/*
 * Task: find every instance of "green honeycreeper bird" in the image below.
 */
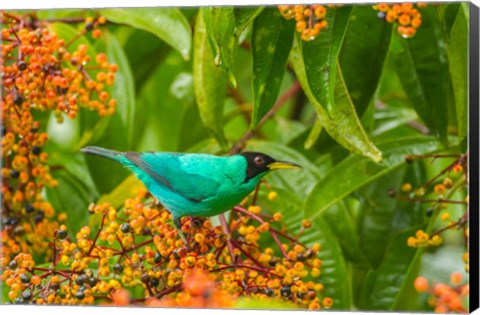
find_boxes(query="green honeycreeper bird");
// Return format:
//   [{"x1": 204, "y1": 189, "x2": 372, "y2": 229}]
[{"x1": 81, "y1": 146, "x2": 301, "y2": 242}]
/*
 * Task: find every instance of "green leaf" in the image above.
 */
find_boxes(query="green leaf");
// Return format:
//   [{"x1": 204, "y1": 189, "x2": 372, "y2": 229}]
[
  {"x1": 356, "y1": 161, "x2": 427, "y2": 269},
  {"x1": 83, "y1": 31, "x2": 135, "y2": 193},
  {"x1": 100, "y1": 8, "x2": 191, "y2": 60},
  {"x1": 360, "y1": 227, "x2": 421, "y2": 310},
  {"x1": 250, "y1": 8, "x2": 295, "y2": 130},
  {"x1": 103, "y1": 31, "x2": 136, "y2": 145},
  {"x1": 447, "y1": 4, "x2": 468, "y2": 140},
  {"x1": 234, "y1": 7, "x2": 265, "y2": 37},
  {"x1": 46, "y1": 169, "x2": 96, "y2": 234},
  {"x1": 301, "y1": 6, "x2": 351, "y2": 113},
  {"x1": 390, "y1": 6, "x2": 450, "y2": 145},
  {"x1": 339, "y1": 5, "x2": 392, "y2": 116},
  {"x1": 304, "y1": 136, "x2": 445, "y2": 220},
  {"x1": 321, "y1": 201, "x2": 370, "y2": 267},
  {"x1": 291, "y1": 36, "x2": 382, "y2": 162},
  {"x1": 304, "y1": 119, "x2": 323, "y2": 149},
  {"x1": 193, "y1": 11, "x2": 229, "y2": 150},
  {"x1": 203, "y1": 7, "x2": 237, "y2": 87},
  {"x1": 97, "y1": 175, "x2": 144, "y2": 209},
  {"x1": 135, "y1": 51, "x2": 191, "y2": 152}
]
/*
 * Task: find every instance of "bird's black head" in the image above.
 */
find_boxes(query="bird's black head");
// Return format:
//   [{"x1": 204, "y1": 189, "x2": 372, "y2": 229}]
[{"x1": 239, "y1": 152, "x2": 301, "y2": 183}]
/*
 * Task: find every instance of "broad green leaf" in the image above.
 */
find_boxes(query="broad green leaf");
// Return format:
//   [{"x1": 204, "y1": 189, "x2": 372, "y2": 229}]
[
  {"x1": 193, "y1": 11, "x2": 229, "y2": 150},
  {"x1": 251, "y1": 8, "x2": 295, "y2": 129},
  {"x1": 116, "y1": 27, "x2": 171, "y2": 92},
  {"x1": 356, "y1": 161, "x2": 427, "y2": 269},
  {"x1": 100, "y1": 8, "x2": 191, "y2": 60},
  {"x1": 234, "y1": 6, "x2": 265, "y2": 37},
  {"x1": 46, "y1": 169, "x2": 96, "y2": 235},
  {"x1": 439, "y1": 2, "x2": 461, "y2": 40},
  {"x1": 37, "y1": 9, "x2": 87, "y2": 19},
  {"x1": 83, "y1": 31, "x2": 135, "y2": 193},
  {"x1": 97, "y1": 175, "x2": 144, "y2": 208},
  {"x1": 203, "y1": 7, "x2": 237, "y2": 87},
  {"x1": 304, "y1": 119, "x2": 323, "y2": 149},
  {"x1": 447, "y1": 4, "x2": 468, "y2": 140},
  {"x1": 390, "y1": 6, "x2": 450, "y2": 145},
  {"x1": 360, "y1": 228, "x2": 421, "y2": 310},
  {"x1": 135, "y1": 51, "x2": 191, "y2": 152},
  {"x1": 301, "y1": 6, "x2": 351, "y2": 113},
  {"x1": 291, "y1": 35, "x2": 382, "y2": 162},
  {"x1": 304, "y1": 136, "x2": 445, "y2": 219},
  {"x1": 103, "y1": 31, "x2": 136, "y2": 145},
  {"x1": 322, "y1": 201, "x2": 370, "y2": 267},
  {"x1": 339, "y1": 5, "x2": 392, "y2": 116}
]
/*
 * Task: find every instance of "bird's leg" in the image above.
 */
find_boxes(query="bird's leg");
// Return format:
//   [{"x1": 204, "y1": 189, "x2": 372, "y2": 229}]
[{"x1": 173, "y1": 217, "x2": 188, "y2": 245}]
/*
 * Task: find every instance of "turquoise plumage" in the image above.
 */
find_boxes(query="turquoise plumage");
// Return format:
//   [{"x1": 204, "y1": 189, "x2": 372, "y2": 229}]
[{"x1": 81, "y1": 146, "x2": 301, "y2": 242}]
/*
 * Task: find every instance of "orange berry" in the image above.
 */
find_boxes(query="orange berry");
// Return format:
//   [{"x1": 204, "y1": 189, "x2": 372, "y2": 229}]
[
  {"x1": 434, "y1": 184, "x2": 446, "y2": 195},
  {"x1": 452, "y1": 164, "x2": 463, "y2": 174},
  {"x1": 398, "y1": 14, "x2": 411, "y2": 26},
  {"x1": 414, "y1": 276, "x2": 429, "y2": 292},
  {"x1": 322, "y1": 297, "x2": 333, "y2": 308},
  {"x1": 92, "y1": 29, "x2": 102, "y2": 39},
  {"x1": 296, "y1": 20, "x2": 307, "y2": 32},
  {"x1": 411, "y1": 17, "x2": 422, "y2": 28},
  {"x1": 98, "y1": 16, "x2": 107, "y2": 24},
  {"x1": 450, "y1": 272, "x2": 462, "y2": 285}
]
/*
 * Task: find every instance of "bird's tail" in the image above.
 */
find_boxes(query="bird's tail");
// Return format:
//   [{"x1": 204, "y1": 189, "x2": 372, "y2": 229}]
[{"x1": 81, "y1": 146, "x2": 124, "y2": 162}]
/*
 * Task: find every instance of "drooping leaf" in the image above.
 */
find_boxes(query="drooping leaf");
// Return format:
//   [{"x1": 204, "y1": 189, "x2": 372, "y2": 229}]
[
  {"x1": 291, "y1": 35, "x2": 382, "y2": 162},
  {"x1": 301, "y1": 6, "x2": 351, "y2": 113},
  {"x1": 193, "y1": 11, "x2": 229, "y2": 150},
  {"x1": 339, "y1": 5, "x2": 392, "y2": 116},
  {"x1": 304, "y1": 136, "x2": 446, "y2": 220},
  {"x1": 390, "y1": 6, "x2": 450, "y2": 145},
  {"x1": 202, "y1": 7, "x2": 237, "y2": 87},
  {"x1": 447, "y1": 4, "x2": 468, "y2": 141},
  {"x1": 100, "y1": 8, "x2": 191, "y2": 60},
  {"x1": 234, "y1": 6, "x2": 265, "y2": 37},
  {"x1": 251, "y1": 8, "x2": 295, "y2": 130}
]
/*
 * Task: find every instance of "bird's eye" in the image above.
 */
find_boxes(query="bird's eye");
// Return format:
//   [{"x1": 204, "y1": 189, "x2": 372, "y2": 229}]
[{"x1": 254, "y1": 156, "x2": 264, "y2": 165}]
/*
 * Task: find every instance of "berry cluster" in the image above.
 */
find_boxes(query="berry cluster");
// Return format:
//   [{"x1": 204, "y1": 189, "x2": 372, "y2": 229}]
[
  {"x1": 1, "y1": 12, "x2": 116, "y2": 262},
  {"x1": 398, "y1": 153, "x2": 468, "y2": 252},
  {"x1": 396, "y1": 152, "x2": 469, "y2": 312},
  {"x1": 2, "y1": 188, "x2": 331, "y2": 309},
  {"x1": 414, "y1": 273, "x2": 469, "y2": 313},
  {"x1": 373, "y1": 2, "x2": 426, "y2": 38},
  {"x1": 278, "y1": 5, "x2": 328, "y2": 42}
]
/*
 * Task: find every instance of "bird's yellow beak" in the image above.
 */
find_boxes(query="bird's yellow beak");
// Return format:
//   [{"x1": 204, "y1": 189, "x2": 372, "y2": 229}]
[{"x1": 268, "y1": 161, "x2": 302, "y2": 170}]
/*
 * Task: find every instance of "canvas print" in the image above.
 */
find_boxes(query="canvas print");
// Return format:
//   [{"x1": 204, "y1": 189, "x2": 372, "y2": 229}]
[{"x1": 0, "y1": 2, "x2": 475, "y2": 313}]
